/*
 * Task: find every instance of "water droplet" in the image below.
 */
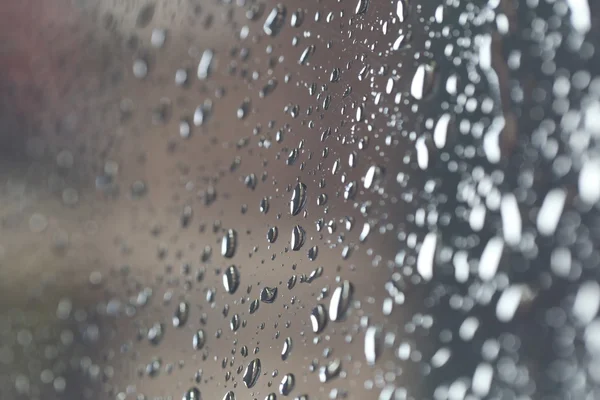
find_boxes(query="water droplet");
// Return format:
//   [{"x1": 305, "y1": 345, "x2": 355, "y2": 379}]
[
  {"x1": 173, "y1": 302, "x2": 190, "y2": 328},
  {"x1": 243, "y1": 358, "x2": 261, "y2": 388},
  {"x1": 433, "y1": 113, "x2": 452, "y2": 149},
  {"x1": 364, "y1": 165, "x2": 384, "y2": 189},
  {"x1": 249, "y1": 298, "x2": 260, "y2": 314},
  {"x1": 307, "y1": 246, "x2": 318, "y2": 261},
  {"x1": 318, "y1": 358, "x2": 341, "y2": 383},
  {"x1": 133, "y1": 59, "x2": 148, "y2": 79},
  {"x1": 260, "y1": 286, "x2": 278, "y2": 303},
  {"x1": 290, "y1": 182, "x2": 307, "y2": 216},
  {"x1": 148, "y1": 323, "x2": 164, "y2": 345},
  {"x1": 298, "y1": 45, "x2": 315, "y2": 65},
  {"x1": 310, "y1": 304, "x2": 328, "y2": 334},
  {"x1": 281, "y1": 337, "x2": 292, "y2": 360},
  {"x1": 279, "y1": 373, "x2": 295, "y2": 395},
  {"x1": 192, "y1": 329, "x2": 205, "y2": 350},
  {"x1": 183, "y1": 387, "x2": 201, "y2": 400},
  {"x1": 221, "y1": 229, "x2": 237, "y2": 258},
  {"x1": 410, "y1": 63, "x2": 436, "y2": 100},
  {"x1": 150, "y1": 28, "x2": 166, "y2": 48},
  {"x1": 290, "y1": 225, "x2": 306, "y2": 251},
  {"x1": 364, "y1": 325, "x2": 382, "y2": 365},
  {"x1": 267, "y1": 226, "x2": 279, "y2": 243},
  {"x1": 329, "y1": 281, "x2": 353, "y2": 321},
  {"x1": 264, "y1": 5, "x2": 287, "y2": 36},
  {"x1": 223, "y1": 391, "x2": 236, "y2": 400},
  {"x1": 223, "y1": 265, "x2": 240, "y2": 294},
  {"x1": 230, "y1": 314, "x2": 241, "y2": 331},
  {"x1": 396, "y1": 0, "x2": 408, "y2": 22},
  {"x1": 260, "y1": 197, "x2": 270, "y2": 214},
  {"x1": 416, "y1": 232, "x2": 438, "y2": 281},
  {"x1": 136, "y1": 3, "x2": 156, "y2": 27},
  {"x1": 197, "y1": 49, "x2": 214, "y2": 80},
  {"x1": 355, "y1": 0, "x2": 370, "y2": 15}
]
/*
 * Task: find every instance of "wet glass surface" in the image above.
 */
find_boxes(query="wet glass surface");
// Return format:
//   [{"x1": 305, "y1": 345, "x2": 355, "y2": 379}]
[{"x1": 1, "y1": 0, "x2": 600, "y2": 399}]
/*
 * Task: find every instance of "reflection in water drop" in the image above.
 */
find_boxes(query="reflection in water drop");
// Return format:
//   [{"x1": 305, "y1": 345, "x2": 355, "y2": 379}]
[
  {"x1": 281, "y1": 337, "x2": 293, "y2": 360},
  {"x1": 223, "y1": 265, "x2": 240, "y2": 294},
  {"x1": 223, "y1": 391, "x2": 236, "y2": 400},
  {"x1": 310, "y1": 304, "x2": 328, "y2": 334},
  {"x1": 243, "y1": 358, "x2": 261, "y2": 388},
  {"x1": 260, "y1": 286, "x2": 278, "y2": 303},
  {"x1": 329, "y1": 281, "x2": 353, "y2": 321},
  {"x1": 279, "y1": 373, "x2": 295, "y2": 396},
  {"x1": 290, "y1": 182, "x2": 307, "y2": 216},
  {"x1": 290, "y1": 225, "x2": 306, "y2": 251},
  {"x1": 222, "y1": 229, "x2": 238, "y2": 258},
  {"x1": 267, "y1": 226, "x2": 278, "y2": 243}
]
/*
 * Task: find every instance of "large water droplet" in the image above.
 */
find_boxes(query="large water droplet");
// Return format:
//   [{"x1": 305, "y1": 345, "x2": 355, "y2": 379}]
[
  {"x1": 243, "y1": 358, "x2": 261, "y2": 388},
  {"x1": 279, "y1": 373, "x2": 295, "y2": 395},
  {"x1": 260, "y1": 286, "x2": 278, "y2": 303}
]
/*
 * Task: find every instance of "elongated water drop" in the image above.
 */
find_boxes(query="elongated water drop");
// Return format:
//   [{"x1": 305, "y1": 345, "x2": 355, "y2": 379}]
[
  {"x1": 223, "y1": 265, "x2": 240, "y2": 294},
  {"x1": 267, "y1": 226, "x2": 278, "y2": 243},
  {"x1": 223, "y1": 391, "x2": 236, "y2": 400},
  {"x1": 364, "y1": 325, "x2": 382, "y2": 365},
  {"x1": 281, "y1": 337, "x2": 293, "y2": 360},
  {"x1": 279, "y1": 373, "x2": 295, "y2": 395},
  {"x1": 290, "y1": 182, "x2": 307, "y2": 216},
  {"x1": 291, "y1": 225, "x2": 306, "y2": 251},
  {"x1": 243, "y1": 358, "x2": 261, "y2": 388},
  {"x1": 355, "y1": 0, "x2": 370, "y2": 15},
  {"x1": 264, "y1": 4, "x2": 287, "y2": 36},
  {"x1": 192, "y1": 329, "x2": 205, "y2": 350},
  {"x1": 411, "y1": 62, "x2": 436, "y2": 100},
  {"x1": 310, "y1": 304, "x2": 328, "y2": 334},
  {"x1": 221, "y1": 229, "x2": 237, "y2": 258},
  {"x1": 396, "y1": 0, "x2": 408, "y2": 22},
  {"x1": 329, "y1": 281, "x2": 353, "y2": 321}
]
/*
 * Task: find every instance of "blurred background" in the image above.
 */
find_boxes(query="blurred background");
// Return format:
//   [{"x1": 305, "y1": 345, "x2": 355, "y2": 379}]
[{"x1": 1, "y1": 0, "x2": 600, "y2": 399}]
